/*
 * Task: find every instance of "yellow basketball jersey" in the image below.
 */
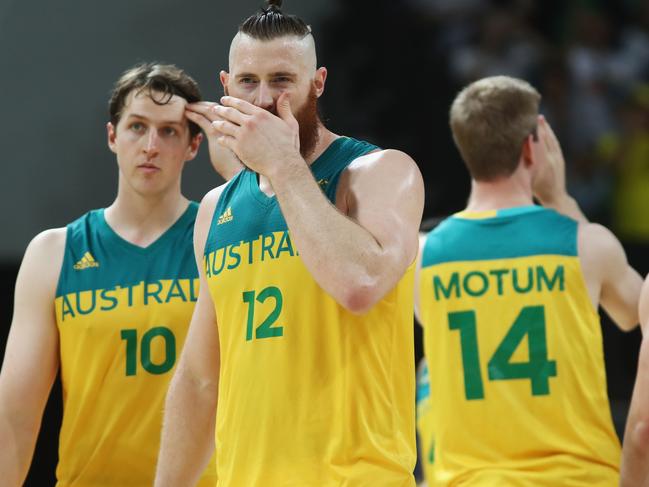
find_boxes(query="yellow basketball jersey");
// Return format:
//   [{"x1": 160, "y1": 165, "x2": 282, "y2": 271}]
[
  {"x1": 419, "y1": 206, "x2": 620, "y2": 486},
  {"x1": 204, "y1": 137, "x2": 417, "y2": 486},
  {"x1": 54, "y1": 204, "x2": 217, "y2": 486},
  {"x1": 416, "y1": 360, "x2": 435, "y2": 484}
]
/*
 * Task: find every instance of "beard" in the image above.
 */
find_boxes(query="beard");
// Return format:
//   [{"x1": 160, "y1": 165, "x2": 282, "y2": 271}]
[
  {"x1": 224, "y1": 84, "x2": 322, "y2": 159},
  {"x1": 293, "y1": 84, "x2": 321, "y2": 159}
]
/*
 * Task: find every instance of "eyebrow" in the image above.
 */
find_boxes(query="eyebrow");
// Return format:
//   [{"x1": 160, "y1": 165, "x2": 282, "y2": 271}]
[
  {"x1": 235, "y1": 71, "x2": 297, "y2": 78},
  {"x1": 127, "y1": 114, "x2": 185, "y2": 126}
]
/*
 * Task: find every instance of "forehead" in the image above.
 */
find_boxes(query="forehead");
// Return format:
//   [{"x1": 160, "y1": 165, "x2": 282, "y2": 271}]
[
  {"x1": 120, "y1": 90, "x2": 188, "y2": 123},
  {"x1": 229, "y1": 34, "x2": 314, "y2": 76}
]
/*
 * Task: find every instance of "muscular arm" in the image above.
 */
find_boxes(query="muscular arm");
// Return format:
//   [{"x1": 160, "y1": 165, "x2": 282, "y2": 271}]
[
  {"x1": 0, "y1": 229, "x2": 64, "y2": 486},
  {"x1": 578, "y1": 223, "x2": 642, "y2": 332},
  {"x1": 271, "y1": 148, "x2": 424, "y2": 313},
  {"x1": 620, "y1": 279, "x2": 649, "y2": 487},
  {"x1": 155, "y1": 188, "x2": 222, "y2": 487},
  {"x1": 213, "y1": 94, "x2": 424, "y2": 313}
]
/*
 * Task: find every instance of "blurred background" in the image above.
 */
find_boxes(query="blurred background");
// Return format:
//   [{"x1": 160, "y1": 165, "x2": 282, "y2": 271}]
[{"x1": 1, "y1": 0, "x2": 648, "y2": 484}]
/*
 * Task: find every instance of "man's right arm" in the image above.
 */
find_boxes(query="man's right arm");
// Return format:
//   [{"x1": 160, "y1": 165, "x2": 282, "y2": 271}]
[
  {"x1": 0, "y1": 229, "x2": 64, "y2": 486},
  {"x1": 532, "y1": 116, "x2": 642, "y2": 330},
  {"x1": 155, "y1": 187, "x2": 223, "y2": 487},
  {"x1": 620, "y1": 277, "x2": 649, "y2": 487}
]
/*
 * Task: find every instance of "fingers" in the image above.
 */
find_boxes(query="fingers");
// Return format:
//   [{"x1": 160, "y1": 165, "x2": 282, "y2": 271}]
[
  {"x1": 211, "y1": 119, "x2": 239, "y2": 138},
  {"x1": 276, "y1": 92, "x2": 297, "y2": 127},
  {"x1": 538, "y1": 115, "x2": 562, "y2": 156},
  {"x1": 185, "y1": 109, "x2": 215, "y2": 132},
  {"x1": 221, "y1": 96, "x2": 259, "y2": 116}
]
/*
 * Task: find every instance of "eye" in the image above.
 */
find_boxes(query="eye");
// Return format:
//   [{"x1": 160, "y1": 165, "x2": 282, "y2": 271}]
[
  {"x1": 130, "y1": 122, "x2": 145, "y2": 133},
  {"x1": 239, "y1": 77, "x2": 257, "y2": 84},
  {"x1": 273, "y1": 77, "x2": 291, "y2": 83},
  {"x1": 162, "y1": 126, "x2": 177, "y2": 137}
]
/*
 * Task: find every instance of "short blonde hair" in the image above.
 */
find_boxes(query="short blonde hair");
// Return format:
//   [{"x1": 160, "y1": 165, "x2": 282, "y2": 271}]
[{"x1": 450, "y1": 76, "x2": 540, "y2": 181}]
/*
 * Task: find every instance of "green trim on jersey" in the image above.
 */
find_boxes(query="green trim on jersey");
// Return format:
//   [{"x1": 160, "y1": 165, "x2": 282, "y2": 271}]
[
  {"x1": 204, "y1": 137, "x2": 379, "y2": 256},
  {"x1": 422, "y1": 206, "x2": 578, "y2": 268},
  {"x1": 56, "y1": 202, "x2": 199, "y2": 296}
]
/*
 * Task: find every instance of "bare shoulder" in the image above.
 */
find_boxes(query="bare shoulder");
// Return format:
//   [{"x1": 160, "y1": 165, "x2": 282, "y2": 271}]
[
  {"x1": 578, "y1": 222, "x2": 624, "y2": 261},
  {"x1": 24, "y1": 228, "x2": 66, "y2": 269},
  {"x1": 17, "y1": 227, "x2": 67, "y2": 297},
  {"x1": 347, "y1": 148, "x2": 422, "y2": 182},
  {"x1": 339, "y1": 148, "x2": 424, "y2": 206},
  {"x1": 194, "y1": 182, "x2": 231, "y2": 253}
]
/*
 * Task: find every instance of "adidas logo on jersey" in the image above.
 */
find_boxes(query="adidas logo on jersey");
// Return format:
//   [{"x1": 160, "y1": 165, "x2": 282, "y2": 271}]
[
  {"x1": 73, "y1": 251, "x2": 100, "y2": 270},
  {"x1": 317, "y1": 178, "x2": 328, "y2": 188},
  {"x1": 217, "y1": 207, "x2": 234, "y2": 225}
]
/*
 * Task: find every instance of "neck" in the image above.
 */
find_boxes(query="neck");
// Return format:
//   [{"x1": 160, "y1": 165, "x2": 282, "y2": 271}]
[
  {"x1": 303, "y1": 124, "x2": 338, "y2": 166},
  {"x1": 104, "y1": 180, "x2": 188, "y2": 247},
  {"x1": 465, "y1": 177, "x2": 534, "y2": 212}
]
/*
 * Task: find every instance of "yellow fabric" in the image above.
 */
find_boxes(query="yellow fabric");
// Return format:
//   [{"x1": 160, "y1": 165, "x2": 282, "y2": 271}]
[
  {"x1": 612, "y1": 134, "x2": 649, "y2": 240},
  {"x1": 419, "y1": 255, "x2": 620, "y2": 486},
  {"x1": 55, "y1": 279, "x2": 217, "y2": 486},
  {"x1": 206, "y1": 230, "x2": 416, "y2": 486}
]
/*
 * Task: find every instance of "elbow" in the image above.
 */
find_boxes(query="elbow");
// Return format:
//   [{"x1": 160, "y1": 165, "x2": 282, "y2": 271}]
[{"x1": 339, "y1": 278, "x2": 382, "y2": 315}]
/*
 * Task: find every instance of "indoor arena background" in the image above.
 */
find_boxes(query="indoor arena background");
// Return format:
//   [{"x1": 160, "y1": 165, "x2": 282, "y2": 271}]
[{"x1": 1, "y1": 0, "x2": 648, "y2": 484}]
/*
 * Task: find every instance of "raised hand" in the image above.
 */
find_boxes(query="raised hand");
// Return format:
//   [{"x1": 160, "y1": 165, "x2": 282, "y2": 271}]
[
  {"x1": 532, "y1": 115, "x2": 568, "y2": 205},
  {"x1": 212, "y1": 93, "x2": 302, "y2": 179},
  {"x1": 185, "y1": 102, "x2": 244, "y2": 181}
]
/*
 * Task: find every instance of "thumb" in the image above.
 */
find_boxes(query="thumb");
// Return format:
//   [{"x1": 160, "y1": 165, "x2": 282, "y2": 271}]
[{"x1": 277, "y1": 92, "x2": 296, "y2": 125}]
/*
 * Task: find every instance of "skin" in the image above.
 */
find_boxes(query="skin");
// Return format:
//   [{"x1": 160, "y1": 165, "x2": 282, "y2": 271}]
[
  {"x1": 416, "y1": 116, "x2": 641, "y2": 332},
  {"x1": 621, "y1": 280, "x2": 649, "y2": 487},
  {"x1": 0, "y1": 91, "x2": 201, "y2": 486},
  {"x1": 154, "y1": 33, "x2": 425, "y2": 486}
]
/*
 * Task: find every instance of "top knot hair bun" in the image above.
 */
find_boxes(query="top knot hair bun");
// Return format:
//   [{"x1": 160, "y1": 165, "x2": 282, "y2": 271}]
[{"x1": 266, "y1": 0, "x2": 282, "y2": 8}]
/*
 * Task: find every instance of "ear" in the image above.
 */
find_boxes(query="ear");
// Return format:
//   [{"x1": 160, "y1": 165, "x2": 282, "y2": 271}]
[
  {"x1": 107, "y1": 122, "x2": 117, "y2": 154},
  {"x1": 220, "y1": 70, "x2": 229, "y2": 94},
  {"x1": 521, "y1": 134, "x2": 535, "y2": 169},
  {"x1": 313, "y1": 67, "x2": 327, "y2": 98},
  {"x1": 185, "y1": 133, "x2": 203, "y2": 161}
]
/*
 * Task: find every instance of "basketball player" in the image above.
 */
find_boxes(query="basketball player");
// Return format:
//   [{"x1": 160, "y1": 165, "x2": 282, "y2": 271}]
[
  {"x1": 0, "y1": 63, "x2": 217, "y2": 486},
  {"x1": 417, "y1": 76, "x2": 642, "y2": 485},
  {"x1": 154, "y1": 1, "x2": 425, "y2": 485},
  {"x1": 621, "y1": 278, "x2": 649, "y2": 487}
]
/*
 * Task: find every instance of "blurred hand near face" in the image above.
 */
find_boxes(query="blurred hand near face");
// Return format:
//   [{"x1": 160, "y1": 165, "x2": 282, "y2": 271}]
[
  {"x1": 532, "y1": 115, "x2": 568, "y2": 205},
  {"x1": 211, "y1": 93, "x2": 302, "y2": 179}
]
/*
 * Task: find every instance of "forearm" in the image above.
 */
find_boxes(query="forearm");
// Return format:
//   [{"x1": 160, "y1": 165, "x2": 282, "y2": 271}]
[
  {"x1": 271, "y1": 158, "x2": 399, "y2": 312},
  {"x1": 155, "y1": 368, "x2": 217, "y2": 487},
  {"x1": 621, "y1": 338, "x2": 649, "y2": 486},
  {"x1": 0, "y1": 409, "x2": 40, "y2": 486}
]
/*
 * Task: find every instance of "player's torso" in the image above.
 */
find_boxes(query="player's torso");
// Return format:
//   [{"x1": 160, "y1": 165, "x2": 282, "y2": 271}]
[
  {"x1": 419, "y1": 206, "x2": 620, "y2": 487},
  {"x1": 54, "y1": 204, "x2": 215, "y2": 487},
  {"x1": 205, "y1": 137, "x2": 416, "y2": 486}
]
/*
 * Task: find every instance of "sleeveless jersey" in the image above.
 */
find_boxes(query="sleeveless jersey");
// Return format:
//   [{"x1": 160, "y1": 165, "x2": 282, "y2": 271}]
[
  {"x1": 204, "y1": 137, "x2": 417, "y2": 486},
  {"x1": 418, "y1": 205, "x2": 620, "y2": 486},
  {"x1": 54, "y1": 203, "x2": 217, "y2": 487},
  {"x1": 415, "y1": 360, "x2": 435, "y2": 485}
]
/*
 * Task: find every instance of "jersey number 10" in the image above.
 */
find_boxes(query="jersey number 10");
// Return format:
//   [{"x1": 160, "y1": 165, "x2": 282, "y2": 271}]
[
  {"x1": 120, "y1": 327, "x2": 176, "y2": 376},
  {"x1": 449, "y1": 305, "x2": 557, "y2": 400}
]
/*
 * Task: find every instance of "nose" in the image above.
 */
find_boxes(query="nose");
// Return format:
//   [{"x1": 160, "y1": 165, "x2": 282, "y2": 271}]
[
  {"x1": 254, "y1": 82, "x2": 275, "y2": 112},
  {"x1": 144, "y1": 130, "x2": 159, "y2": 159}
]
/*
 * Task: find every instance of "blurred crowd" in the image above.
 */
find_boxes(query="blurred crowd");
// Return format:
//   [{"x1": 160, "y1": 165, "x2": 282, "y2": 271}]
[{"x1": 319, "y1": 0, "x2": 649, "y2": 271}]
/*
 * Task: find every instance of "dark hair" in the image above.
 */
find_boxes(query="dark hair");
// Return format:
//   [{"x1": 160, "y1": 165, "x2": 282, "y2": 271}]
[
  {"x1": 240, "y1": 0, "x2": 311, "y2": 40},
  {"x1": 109, "y1": 62, "x2": 202, "y2": 138}
]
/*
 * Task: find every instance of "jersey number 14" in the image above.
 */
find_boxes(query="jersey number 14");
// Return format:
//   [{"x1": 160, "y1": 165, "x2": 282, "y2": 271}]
[{"x1": 449, "y1": 305, "x2": 557, "y2": 400}]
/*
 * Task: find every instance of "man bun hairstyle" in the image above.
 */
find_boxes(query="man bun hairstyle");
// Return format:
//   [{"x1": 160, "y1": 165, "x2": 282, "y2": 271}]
[
  {"x1": 109, "y1": 62, "x2": 202, "y2": 138},
  {"x1": 240, "y1": 0, "x2": 312, "y2": 40}
]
